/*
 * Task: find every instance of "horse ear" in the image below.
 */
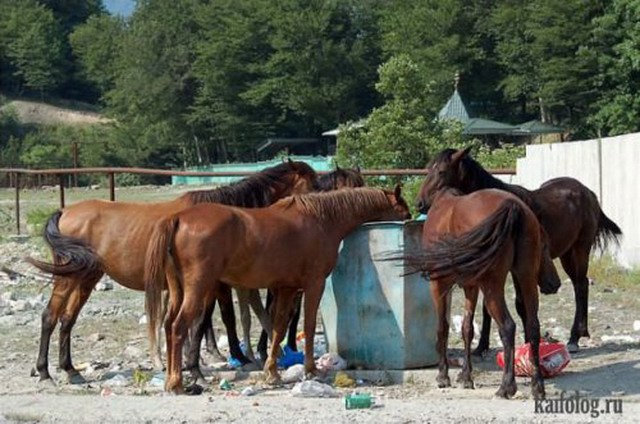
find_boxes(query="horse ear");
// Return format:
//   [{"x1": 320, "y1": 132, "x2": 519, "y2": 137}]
[
  {"x1": 451, "y1": 147, "x2": 471, "y2": 164},
  {"x1": 394, "y1": 184, "x2": 402, "y2": 198}
]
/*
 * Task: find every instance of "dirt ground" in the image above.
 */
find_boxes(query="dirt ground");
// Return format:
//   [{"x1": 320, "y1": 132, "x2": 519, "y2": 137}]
[{"x1": 0, "y1": 187, "x2": 638, "y2": 423}]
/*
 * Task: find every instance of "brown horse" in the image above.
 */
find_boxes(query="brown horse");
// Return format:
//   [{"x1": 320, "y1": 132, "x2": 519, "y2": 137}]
[
  {"x1": 412, "y1": 185, "x2": 560, "y2": 399},
  {"x1": 144, "y1": 187, "x2": 411, "y2": 393},
  {"x1": 253, "y1": 166, "x2": 366, "y2": 362},
  {"x1": 25, "y1": 161, "x2": 318, "y2": 384},
  {"x1": 417, "y1": 147, "x2": 622, "y2": 353},
  {"x1": 184, "y1": 166, "x2": 366, "y2": 381}
]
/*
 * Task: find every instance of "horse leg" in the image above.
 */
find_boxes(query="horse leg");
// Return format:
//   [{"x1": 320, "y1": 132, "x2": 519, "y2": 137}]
[
  {"x1": 257, "y1": 290, "x2": 275, "y2": 361},
  {"x1": 513, "y1": 276, "x2": 529, "y2": 342},
  {"x1": 457, "y1": 286, "x2": 478, "y2": 389},
  {"x1": 472, "y1": 301, "x2": 492, "y2": 357},
  {"x1": 287, "y1": 292, "x2": 303, "y2": 351},
  {"x1": 164, "y1": 273, "x2": 182, "y2": 392},
  {"x1": 561, "y1": 247, "x2": 591, "y2": 353},
  {"x1": 217, "y1": 284, "x2": 251, "y2": 365},
  {"x1": 484, "y1": 288, "x2": 517, "y2": 399},
  {"x1": 184, "y1": 300, "x2": 214, "y2": 386},
  {"x1": 236, "y1": 288, "x2": 259, "y2": 366},
  {"x1": 264, "y1": 288, "x2": 297, "y2": 385},
  {"x1": 302, "y1": 284, "x2": 324, "y2": 378},
  {"x1": 58, "y1": 274, "x2": 101, "y2": 384},
  {"x1": 199, "y1": 299, "x2": 225, "y2": 362},
  {"x1": 513, "y1": 267, "x2": 545, "y2": 399},
  {"x1": 431, "y1": 281, "x2": 452, "y2": 388},
  {"x1": 35, "y1": 276, "x2": 78, "y2": 382},
  {"x1": 167, "y1": 291, "x2": 205, "y2": 395}
]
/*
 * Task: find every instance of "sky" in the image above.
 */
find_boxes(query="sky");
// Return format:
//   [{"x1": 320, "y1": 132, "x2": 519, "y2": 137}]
[{"x1": 103, "y1": 0, "x2": 135, "y2": 17}]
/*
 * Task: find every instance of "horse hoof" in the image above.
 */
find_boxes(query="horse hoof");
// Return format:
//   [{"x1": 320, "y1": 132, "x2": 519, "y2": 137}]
[
  {"x1": 567, "y1": 342, "x2": 579, "y2": 353},
  {"x1": 67, "y1": 372, "x2": 87, "y2": 385},
  {"x1": 37, "y1": 377, "x2": 57, "y2": 388},
  {"x1": 185, "y1": 383, "x2": 204, "y2": 395},
  {"x1": 471, "y1": 347, "x2": 488, "y2": 358},
  {"x1": 264, "y1": 372, "x2": 283, "y2": 386},
  {"x1": 436, "y1": 376, "x2": 451, "y2": 388},
  {"x1": 495, "y1": 384, "x2": 517, "y2": 399}
]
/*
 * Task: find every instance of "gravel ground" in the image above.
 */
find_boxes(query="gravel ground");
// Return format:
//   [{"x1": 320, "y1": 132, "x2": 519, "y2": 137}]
[{"x1": 0, "y1": 235, "x2": 638, "y2": 423}]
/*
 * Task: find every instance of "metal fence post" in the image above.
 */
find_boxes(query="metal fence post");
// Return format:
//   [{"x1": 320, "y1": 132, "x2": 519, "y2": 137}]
[
  {"x1": 14, "y1": 172, "x2": 20, "y2": 235},
  {"x1": 59, "y1": 174, "x2": 65, "y2": 209},
  {"x1": 109, "y1": 172, "x2": 115, "y2": 201}
]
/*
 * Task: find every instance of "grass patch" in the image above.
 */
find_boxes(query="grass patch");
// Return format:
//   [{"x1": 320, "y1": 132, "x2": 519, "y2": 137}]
[
  {"x1": 587, "y1": 255, "x2": 640, "y2": 289},
  {"x1": 25, "y1": 207, "x2": 58, "y2": 236}
]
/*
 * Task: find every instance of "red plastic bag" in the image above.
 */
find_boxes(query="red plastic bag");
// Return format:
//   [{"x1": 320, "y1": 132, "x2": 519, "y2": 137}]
[{"x1": 496, "y1": 341, "x2": 570, "y2": 378}]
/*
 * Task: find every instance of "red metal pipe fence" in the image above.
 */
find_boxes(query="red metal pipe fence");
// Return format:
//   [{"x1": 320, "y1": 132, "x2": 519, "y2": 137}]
[{"x1": 0, "y1": 166, "x2": 515, "y2": 235}]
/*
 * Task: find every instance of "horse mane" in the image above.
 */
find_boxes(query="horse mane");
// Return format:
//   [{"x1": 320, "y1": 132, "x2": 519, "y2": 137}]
[
  {"x1": 181, "y1": 161, "x2": 315, "y2": 207},
  {"x1": 438, "y1": 149, "x2": 539, "y2": 213},
  {"x1": 279, "y1": 187, "x2": 390, "y2": 225}
]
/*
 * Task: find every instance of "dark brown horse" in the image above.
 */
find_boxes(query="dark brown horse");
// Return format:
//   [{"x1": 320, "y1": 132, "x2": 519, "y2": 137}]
[
  {"x1": 144, "y1": 187, "x2": 411, "y2": 393},
  {"x1": 417, "y1": 147, "x2": 622, "y2": 353},
  {"x1": 413, "y1": 185, "x2": 560, "y2": 399},
  {"x1": 25, "y1": 161, "x2": 318, "y2": 384}
]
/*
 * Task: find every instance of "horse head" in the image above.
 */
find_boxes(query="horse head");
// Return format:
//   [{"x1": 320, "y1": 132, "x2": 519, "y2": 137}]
[
  {"x1": 317, "y1": 166, "x2": 365, "y2": 191},
  {"x1": 277, "y1": 160, "x2": 320, "y2": 197},
  {"x1": 382, "y1": 185, "x2": 412, "y2": 221},
  {"x1": 416, "y1": 146, "x2": 472, "y2": 214}
]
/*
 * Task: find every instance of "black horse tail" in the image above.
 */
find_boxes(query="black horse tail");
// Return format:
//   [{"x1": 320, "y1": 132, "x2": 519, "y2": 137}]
[
  {"x1": 419, "y1": 200, "x2": 522, "y2": 281},
  {"x1": 25, "y1": 210, "x2": 102, "y2": 278},
  {"x1": 594, "y1": 209, "x2": 622, "y2": 252}
]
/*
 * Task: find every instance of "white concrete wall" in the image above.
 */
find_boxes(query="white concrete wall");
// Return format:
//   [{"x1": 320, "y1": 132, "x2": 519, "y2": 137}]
[{"x1": 514, "y1": 132, "x2": 640, "y2": 268}]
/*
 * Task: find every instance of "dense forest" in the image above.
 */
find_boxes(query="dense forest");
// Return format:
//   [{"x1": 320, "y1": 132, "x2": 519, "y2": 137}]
[{"x1": 0, "y1": 0, "x2": 639, "y2": 174}]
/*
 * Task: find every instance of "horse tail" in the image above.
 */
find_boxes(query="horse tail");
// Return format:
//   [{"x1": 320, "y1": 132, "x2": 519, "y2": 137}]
[
  {"x1": 420, "y1": 200, "x2": 522, "y2": 281},
  {"x1": 144, "y1": 216, "x2": 178, "y2": 356},
  {"x1": 25, "y1": 210, "x2": 102, "y2": 278},
  {"x1": 595, "y1": 209, "x2": 622, "y2": 252}
]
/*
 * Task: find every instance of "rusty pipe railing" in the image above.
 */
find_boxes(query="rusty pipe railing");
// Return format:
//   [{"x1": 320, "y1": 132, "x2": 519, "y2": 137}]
[{"x1": 1, "y1": 166, "x2": 515, "y2": 234}]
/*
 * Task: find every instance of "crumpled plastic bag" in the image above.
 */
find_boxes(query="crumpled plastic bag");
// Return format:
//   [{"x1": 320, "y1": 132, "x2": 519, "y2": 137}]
[
  {"x1": 496, "y1": 341, "x2": 571, "y2": 378},
  {"x1": 316, "y1": 352, "x2": 347, "y2": 371}
]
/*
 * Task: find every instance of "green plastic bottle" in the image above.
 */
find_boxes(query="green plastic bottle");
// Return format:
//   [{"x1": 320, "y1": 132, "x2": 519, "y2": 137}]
[{"x1": 344, "y1": 393, "x2": 375, "y2": 409}]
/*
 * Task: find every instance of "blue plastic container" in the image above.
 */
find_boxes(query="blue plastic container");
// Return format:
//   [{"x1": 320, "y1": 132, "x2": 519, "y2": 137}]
[{"x1": 320, "y1": 220, "x2": 438, "y2": 369}]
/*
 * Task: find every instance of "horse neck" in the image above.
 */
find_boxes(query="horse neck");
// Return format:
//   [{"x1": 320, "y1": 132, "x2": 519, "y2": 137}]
[
  {"x1": 463, "y1": 162, "x2": 534, "y2": 205},
  {"x1": 298, "y1": 193, "x2": 392, "y2": 241}
]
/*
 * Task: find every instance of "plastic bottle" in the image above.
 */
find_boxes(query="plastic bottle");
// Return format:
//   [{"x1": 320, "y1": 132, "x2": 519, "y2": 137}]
[{"x1": 344, "y1": 393, "x2": 375, "y2": 409}]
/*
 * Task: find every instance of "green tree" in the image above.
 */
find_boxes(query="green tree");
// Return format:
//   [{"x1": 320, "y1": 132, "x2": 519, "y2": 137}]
[
  {"x1": 1, "y1": 0, "x2": 67, "y2": 95},
  {"x1": 589, "y1": 0, "x2": 640, "y2": 136},
  {"x1": 335, "y1": 55, "x2": 463, "y2": 171},
  {"x1": 70, "y1": 14, "x2": 125, "y2": 95},
  {"x1": 105, "y1": 0, "x2": 202, "y2": 168}
]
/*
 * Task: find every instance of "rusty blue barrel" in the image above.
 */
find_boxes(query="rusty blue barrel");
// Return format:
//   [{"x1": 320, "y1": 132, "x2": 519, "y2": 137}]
[{"x1": 320, "y1": 220, "x2": 438, "y2": 369}]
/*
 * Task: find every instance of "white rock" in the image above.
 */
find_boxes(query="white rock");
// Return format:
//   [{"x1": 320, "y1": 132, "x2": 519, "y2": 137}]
[
  {"x1": 282, "y1": 364, "x2": 305, "y2": 383},
  {"x1": 633, "y1": 320, "x2": 640, "y2": 332},
  {"x1": 217, "y1": 335, "x2": 229, "y2": 350},
  {"x1": 12, "y1": 299, "x2": 31, "y2": 312},
  {"x1": 139, "y1": 314, "x2": 148, "y2": 325},
  {"x1": 1, "y1": 292, "x2": 16, "y2": 304},
  {"x1": 95, "y1": 281, "x2": 114, "y2": 291}
]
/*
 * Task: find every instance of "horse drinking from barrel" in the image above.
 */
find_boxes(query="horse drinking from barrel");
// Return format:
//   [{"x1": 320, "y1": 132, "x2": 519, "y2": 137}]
[
  {"x1": 412, "y1": 182, "x2": 560, "y2": 399},
  {"x1": 186, "y1": 166, "x2": 365, "y2": 381},
  {"x1": 416, "y1": 147, "x2": 622, "y2": 353},
  {"x1": 26, "y1": 161, "x2": 318, "y2": 384},
  {"x1": 144, "y1": 187, "x2": 411, "y2": 393}
]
